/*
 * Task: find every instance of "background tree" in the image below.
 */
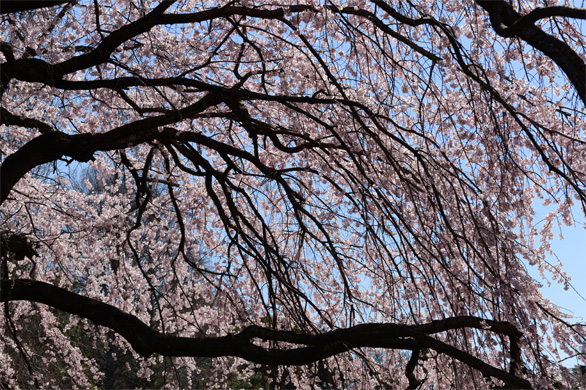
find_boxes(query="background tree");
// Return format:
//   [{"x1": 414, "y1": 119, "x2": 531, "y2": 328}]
[{"x1": 1, "y1": 0, "x2": 585, "y2": 388}]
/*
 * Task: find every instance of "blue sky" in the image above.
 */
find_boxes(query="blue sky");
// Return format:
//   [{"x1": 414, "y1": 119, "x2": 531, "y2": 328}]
[{"x1": 530, "y1": 202, "x2": 585, "y2": 368}]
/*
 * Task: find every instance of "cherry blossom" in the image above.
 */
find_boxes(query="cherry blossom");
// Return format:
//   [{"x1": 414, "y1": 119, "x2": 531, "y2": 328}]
[{"x1": 1, "y1": 0, "x2": 585, "y2": 388}]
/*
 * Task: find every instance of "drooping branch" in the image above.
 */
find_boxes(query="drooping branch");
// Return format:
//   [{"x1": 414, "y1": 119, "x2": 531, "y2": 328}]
[
  {"x1": 0, "y1": 1, "x2": 173, "y2": 88},
  {"x1": 405, "y1": 349, "x2": 423, "y2": 389},
  {"x1": 0, "y1": 4, "x2": 309, "y2": 87},
  {"x1": 0, "y1": 1, "x2": 580, "y2": 387},
  {"x1": 1, "y1": 278, "x2": 531, "y2": 388},
  {"x1": 330, "y1": 6, "x2": 442, "y2": 62}
]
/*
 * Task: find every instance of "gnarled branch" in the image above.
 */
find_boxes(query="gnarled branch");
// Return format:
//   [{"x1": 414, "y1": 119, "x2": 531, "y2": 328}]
[{"x1": 1, "y1": 278, "x2": 531, "y2": 389}]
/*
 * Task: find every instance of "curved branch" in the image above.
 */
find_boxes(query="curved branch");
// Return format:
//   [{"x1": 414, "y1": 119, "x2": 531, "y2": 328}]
[
  {"x1": 0, "y1": 4, "x2": 312, "y2": 87},
  {"x1": 490, "y1": 6, "x2": 586, "y2": 37},
  {"x1": 1, "y1": 278, "x2": 531, "y2": 389},
  {"x1": 56, "y1": 1, "x2": 175, "y2": 76},
  {"x1": 476, "y1": 0, "x2": 585, "y2": 104},
  {"x1": 405, "y1": 349, "x2": 423, "y2": 389},
  {"x1": 0, "y1": 93, "x2": 222, "y2": 205},
  {"x1": 329, "y1": 6, "x2": 442, "y2": 62},
  {"x1": 0, "y1": 2, "x2": 172, "y2": 87},
  {"x1": 1, "y1": 3, "x2": 439, "y2": 90}
]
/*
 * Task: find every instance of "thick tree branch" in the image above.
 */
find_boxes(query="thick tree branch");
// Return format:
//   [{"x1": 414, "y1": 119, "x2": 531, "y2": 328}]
[
  {"x1": 405, "y1": 349, "x2": 423, "y2": 389},
  {"x1": 0, "y1": 93, "x2": 222, "y2": 205},
  {"x1": 56, "y1": 1, "x2": 175, "y2": 76},
  {"x1": 1, "y1": 279, "x2": 531, "y2": 389},
  {"x1": 0, "y1": 1, "x2": 173, "y2": 87},
  {"x1": 483, "y1": 6, "x2": 586, "y2": 37},
  {"x1": 0, "y1": 4, "x2": 311, "y2": 87},
  {"x1": 0, "y1": 1, "x2": 73, "y2": 14},
  {"x1": 0, "y1": 107, "x2": 54, "y2": 134},
  {"x1": 476, "y1": 0, "x2": 586, "y2": 104},
  {"x1": 1, "y1": 3, "x2": 439, "y2": 91}
]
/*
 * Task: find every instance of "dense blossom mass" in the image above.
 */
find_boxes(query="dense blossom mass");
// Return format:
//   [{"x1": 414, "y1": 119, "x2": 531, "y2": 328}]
[{"x1": 1, "y1": 0, "x2": 585, "y2": 388}]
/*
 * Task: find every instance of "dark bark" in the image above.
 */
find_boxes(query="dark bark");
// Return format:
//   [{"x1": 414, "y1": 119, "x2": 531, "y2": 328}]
[
  {"x1": 405, "y1": 349, "x2": 423, "y2": 389},
  {"x1": 0, "y1": 278, "x2": 531, "y2": 389},
  {"x1": 0, "y1": 1, "x2": 72, "y2": 14},
  {"x1": 476, "y1": 1, "x2": 586, "y2": 104},
  {"x1": 0, "y1": 2, "x2": 579, "y2": 387},
  {"x1": 0, "y1": 93, "x2": 222, "y2": 205},
  {"x1": 0, "y1": 107, "x2": 54, "y2": 134},
  {"x1": 0, "y1": 4, "x2": 431, "y2": 89},
  {"x1": 0, "y1": 233, "x2": 38, "y2": 261}
]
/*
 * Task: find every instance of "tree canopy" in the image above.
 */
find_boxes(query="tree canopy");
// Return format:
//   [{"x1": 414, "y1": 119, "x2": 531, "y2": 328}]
[{"x1": 1, "y1": 0, "x2": 585, "y2": 388}]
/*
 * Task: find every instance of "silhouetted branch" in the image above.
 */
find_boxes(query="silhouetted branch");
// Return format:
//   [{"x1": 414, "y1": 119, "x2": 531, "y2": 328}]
[
  {"x1": 1, "y1": 279, "x2": 531, "y2": 389},
  {"x1": 0, "y1": 93, "x2": 222, "y2": 204},
  {"x1": 0, "y1": 1, "x2": 73, "y2": 14},
  {"x1": 476, "y1": 0, "x2": 585, "y2": 104}
]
